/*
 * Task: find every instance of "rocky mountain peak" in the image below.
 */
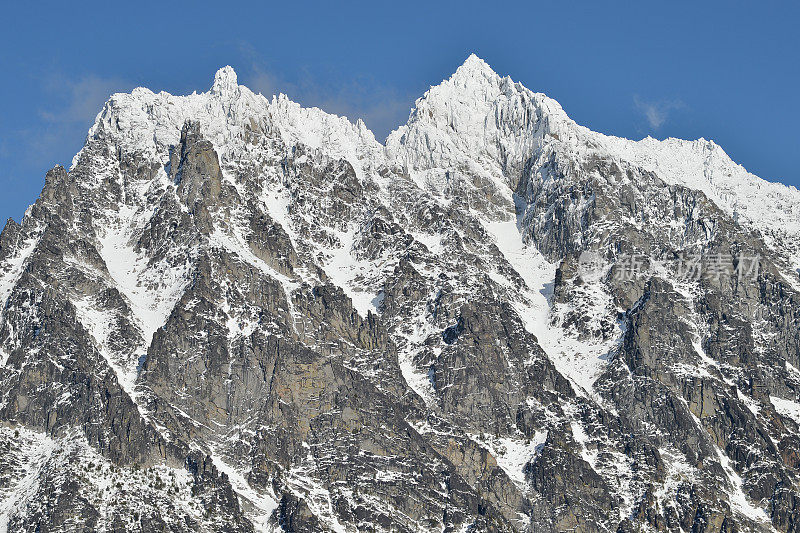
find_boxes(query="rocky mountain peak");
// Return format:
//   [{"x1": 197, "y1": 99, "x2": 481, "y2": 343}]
[
  {"x1": 3, "y1": 56, "x2": 800, "y2": 533},
  {"x1": 385, "y1": 54, "x2": 570, "y2": 185},
  {"x1": 210, "y1": 65, "x2": 239, "y2": 95},
  {"x1": 449, "y1": 53, "x2": 501, "y2": 86}
]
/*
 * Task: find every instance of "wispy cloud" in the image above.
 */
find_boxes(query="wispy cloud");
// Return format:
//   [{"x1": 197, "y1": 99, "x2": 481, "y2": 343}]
[
  {"x1": 633, "y1": 95, "x2": 685, "y2": 130},
  {"x1": 1, "y1": 72, "x2": 128, "y2": 191},
  {"x1": 39, "y1": 73, "x2": 130, "y2": 127},
  {"x1": 0, "y1": 71, "x2": 131, "y2": 220},
  {"x1": 239, "y1": 44, "x2": 413, "y2": 141},
  {"x1": 14, "y1": 72, "x2": 132, "y2": 171}
]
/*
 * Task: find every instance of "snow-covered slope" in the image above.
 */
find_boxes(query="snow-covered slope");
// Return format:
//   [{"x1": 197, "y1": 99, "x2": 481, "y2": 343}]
[
  {"x1": 81, "y1": 66, "x2": 383, "y2": 180},
  {"x1": 1, "y1": 55, "x2": 799, "y2": 532},
  {"x1": 388, "y1": 54, "x2": 800, "y2": 267}
]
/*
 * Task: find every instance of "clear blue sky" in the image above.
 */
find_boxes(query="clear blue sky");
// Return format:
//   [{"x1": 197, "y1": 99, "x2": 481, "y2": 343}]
[{"x1": 1, "y1": 1, "x2": 797, "y2": 221}]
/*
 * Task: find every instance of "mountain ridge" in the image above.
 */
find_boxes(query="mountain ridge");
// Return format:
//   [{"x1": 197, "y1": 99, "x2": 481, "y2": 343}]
[
  {"x1": 75, "y1": 56, "x2": 800, "y2": 272},
  {"x1": 1, "y1": 54, "x2": 800, "y2": 532}
]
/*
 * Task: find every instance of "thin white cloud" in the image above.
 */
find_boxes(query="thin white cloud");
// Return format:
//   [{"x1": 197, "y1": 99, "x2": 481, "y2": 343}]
[
  {"x1": 303, "y1": 75, "x2": 413, "y2": 141},
  {"x1": 39, "y1": 73, "x2": 130, "y2": 126},
  {"x1": 0, "y1": 72, "x2": 131, "y2": 183},
  {"x1": 247, "y1": 64, "x2": 288, "y2": 99},
  {"x1": 634, "y1": 95, "x2": 685, "y2": 130},
  {"x1": 239, "y1": 45, "x2": 413, "y2": 141}
]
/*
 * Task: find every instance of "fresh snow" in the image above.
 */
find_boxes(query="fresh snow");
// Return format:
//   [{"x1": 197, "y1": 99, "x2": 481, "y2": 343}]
[
  {"x1": 469, "y1": 430, "x2": 548, "y2": 488},
  {"x1": 714, "y1": 446, "x2": 772, "y2": 526},
  {"x1": 395, "y1": 320, "x2": 438, "y2": 406},
  {"x1": 209, "y1": 451, "x2": 279, "y2": 531},
  {"x1": 0, "y1": 426, "x2": 58, "y2": 532},
  {"x1": 1, "y1": 56, "x2": 793, "y2": 531},
  {"x1": 0, "y1": 426, "x2": 202, "y2": 532},
  {"x1": 70, "y1": 294, "x2": 138, "y2": 394},
  {"x1": 321, "y1": 227, "x2": 383, "y2": 318},
  {"x1": 480, "y1": 217, "x2": 621, "y2": 395},
  {"x1": 386, "y1": 54, "x2": 800, "y2": 275},
  {"x1": 284, "y1": 444, "x2": 350, "y2": 533},
  {"x1": 600, "y1": 135, "x2": 800, "y2": 267},
  {"x1": 81, "y1": 60, "x2": 800, "y2": 281},
  {"x1": 97, "y1": 204, "x2": 192, "y2": 347},
  {"x1": 0, "y1": 232, "x2": 40, "y2": 314},
  {"x1": 654, "y1": 447, "x2": 696, "y2": 515},
  {"x1": 681, "y1": 396, "x2": 772, "y2": 527},
  {"x1": 771, "y1": 396, "x2": 800, "y2": 425},
  {"x1": 209, "y1": 226, "x2": 301, "y2": 335}
]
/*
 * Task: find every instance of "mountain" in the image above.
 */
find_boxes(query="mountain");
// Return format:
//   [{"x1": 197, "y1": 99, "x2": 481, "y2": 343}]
[{"x1": 1, "y1": 54, "x2": 800, "y2": 532}]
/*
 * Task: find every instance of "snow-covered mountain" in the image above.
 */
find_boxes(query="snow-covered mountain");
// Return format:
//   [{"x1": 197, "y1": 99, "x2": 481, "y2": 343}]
[{"x1": 2, "y1": 54, "x2": 800, "y2": 532}]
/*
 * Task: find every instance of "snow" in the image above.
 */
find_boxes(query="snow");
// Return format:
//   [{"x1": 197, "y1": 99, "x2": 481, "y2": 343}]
[
  {"x1": 654, "y1": 447, "x2": 696, "y2": 514},
  {"x1": 70, "y1": 294, "x2": 138, "y2": 394},
  {"x1": 569, "y1": 419, "x2": 598, "y2": 468},
  {"x1": 261, "y1": 187, "x2": 295, "y2": 244},
  {"x1": 0, "y1": 232, "x2": 40, "y2": 314},
  {"x1": 714, "y1": 446, "x2": 771, "y2": 525},
  {"x1": 210, "y1": 226, "x2": 301, "y2": 335},
  {"x1": 680, "y1": 396, "x2": 772, "y2": 527},
  {"x1": 284, "y1": 444, "x2": 349, "y2": 533},
  {"x1": 388, "y1": 269, "x2": 442, "y2": 406},
  {"x1": 2, "y1": 56, "x2": 794, "y2": 531},
  {"x1": 97, "y1": 204, "x2": 192, "y2": 347},
  {"x1": 480, "y1": 217, "x2": 621, "y2": 396},
  {"x1": 0, "y1": 426, "x2": 58, "y2": 532},
  {"x1": 211, "y1": 65, "x2": 239, "y2": 95},
  {"x1": 260, "y1": 179, "x2": 387, "y2": 320},
  {"x1": 0, "y1": 426, "x2": 203, "y2": 532},
  {"x1": 79, "y1": 66, "x2": 383, "y2": 194},
  {"x1": 80, "y1": 59, "x2": 800, "y2": 286},
  {"x1": 269, "y1": 94, "x2": 383, "y2": 179},
  {"x1": 209, "y1": 451, "x2": 279, "y2": 531},
  {"x1": 210, "y1": 227, "x2": 299, "y2": 292},
  {"x1": 469, "y1": 430, "x2": 548, "y2": 488},
  {"x1": 386, "y1": 54, "x2": 567, "y2": 185},
  {"x1": 396, "y1": 320, "x2": 437, "y2": 406},
  {"x1": 0, "y1": 230, "x2": 41, "y2": 369},
  {"x1": 407, "y1": 230, "x2": 444, "y2": 256},
  {"x1": 387, "y1": 54, "x2": 800, "y2": 275},
  {"x1": 771, "y1": 396, "x2": 800, "y2": 425},
  {"x1": 321, "y1": 227, "x2": 382, "y2": 318},
  {"x1": 599, "y1": 135, "x2": 800, "y2": 266}
]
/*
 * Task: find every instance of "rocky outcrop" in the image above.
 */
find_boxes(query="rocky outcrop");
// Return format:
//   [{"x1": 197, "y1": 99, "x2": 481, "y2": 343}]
[{"x1": 1, "y1": 57, "x2": 799, "y2": 532}]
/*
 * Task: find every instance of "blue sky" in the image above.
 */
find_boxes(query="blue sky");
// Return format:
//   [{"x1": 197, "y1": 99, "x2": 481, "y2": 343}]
[{"x1": 1, "y1": 0, "x2": 797, "y2": 221}]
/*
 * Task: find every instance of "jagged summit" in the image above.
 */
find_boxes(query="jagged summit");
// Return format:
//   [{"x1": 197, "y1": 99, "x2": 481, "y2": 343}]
[
  {"x1": 3, "y1": 54, "x2": 800, "y2": 532},
  {"x1": 449, "y1": 53, "x2": 501, "y2": 85},
  {"x1": 211, "y1": 65, "x2": 239, "y2": 95},
  {"x1": 79, "y1": 59, "x2": 800, "y2": 270}
]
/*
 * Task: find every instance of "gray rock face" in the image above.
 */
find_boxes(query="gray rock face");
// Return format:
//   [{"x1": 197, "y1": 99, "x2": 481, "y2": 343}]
[{"x1": 1, "y1": 57, "x2": 800, "y2": 532}]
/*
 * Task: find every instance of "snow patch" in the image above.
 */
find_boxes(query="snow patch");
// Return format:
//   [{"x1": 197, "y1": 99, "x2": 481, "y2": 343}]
[
  {"x1": 481, "y1": 218, "x2": 620, "y2": 395},
  {"x1": 70, "y1": 294, "x2": 138, "y2": 395},
  {"x1": 97, "y1": 205, "x2": 191, "y2": 347},
  {"x1": 714, "y1": 446, "x2": 771, "y2": 525},
  {"x1": 0, "y1": 232, "x2": 40, "y2": 313},
  {"x1": 321, "y1": 227, "x2": 383, "y2": 318},
  {"x1": 210, "y1": 451, "x2": 279, "y2": 531},
  {"x1": 771, "y1": 396, "x2": 800, "y2": 425},
  {"x1": 469, "y1": 431, "x2": 548, "y2": 488}
]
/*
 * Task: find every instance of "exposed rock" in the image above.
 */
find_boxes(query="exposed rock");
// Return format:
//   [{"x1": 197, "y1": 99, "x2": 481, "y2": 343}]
[{"x1": 0, "y1": 57, "x2": 798, "y2": 532}]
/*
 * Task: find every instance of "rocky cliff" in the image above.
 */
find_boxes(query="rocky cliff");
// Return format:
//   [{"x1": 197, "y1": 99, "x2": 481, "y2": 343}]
[{"x1": 1, "y1": 55, "x2": 800, "y2": 532}]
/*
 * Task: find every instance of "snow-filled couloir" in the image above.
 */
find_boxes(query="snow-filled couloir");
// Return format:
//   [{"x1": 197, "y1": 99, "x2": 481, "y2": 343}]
[{"x1": 1, "y1": 54, "x2": 799, "y2": 532}]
